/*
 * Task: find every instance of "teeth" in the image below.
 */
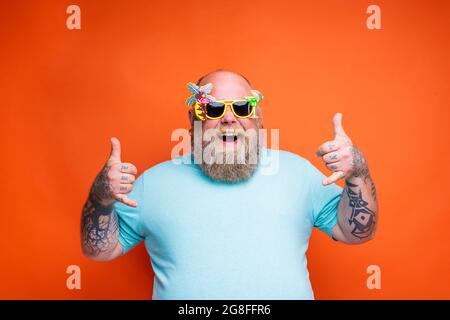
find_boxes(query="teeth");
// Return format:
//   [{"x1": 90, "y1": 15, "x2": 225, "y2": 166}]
[
  {"x1": 219, "y1": 128, "x2": 240, "y2": 142},
  {"x1": 221, "y1": 132, "x2": 238, "y2": 142}
]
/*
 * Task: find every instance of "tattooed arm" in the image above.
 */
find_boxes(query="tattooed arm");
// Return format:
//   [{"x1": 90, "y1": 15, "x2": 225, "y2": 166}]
[
  {"x1": 317, "y1": 113, "x2": 378, "y2": 244},
  {"x1": 81, "y1": 137, "x2": 139, "y2": 261},
  {"x1": 81, "y1": 165, "x2": 122, "y2": 261},
  {"x1": 332, "y1": 148, "x2": 378, "y2": 244}
]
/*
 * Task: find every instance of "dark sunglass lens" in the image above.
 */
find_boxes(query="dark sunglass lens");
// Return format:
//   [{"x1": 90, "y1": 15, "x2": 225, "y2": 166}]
[
  {"x1": 232, "y1": 101, "x2": 252, "y2": 117},
  {"x1": 206, "y1": 102, "x2": 225, "y2": 118}
]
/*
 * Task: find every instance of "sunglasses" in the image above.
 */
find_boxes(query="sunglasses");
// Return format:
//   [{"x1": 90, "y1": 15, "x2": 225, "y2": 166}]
[{"x1": 196, "y1": 100, "x2": 256, "y2": 120}]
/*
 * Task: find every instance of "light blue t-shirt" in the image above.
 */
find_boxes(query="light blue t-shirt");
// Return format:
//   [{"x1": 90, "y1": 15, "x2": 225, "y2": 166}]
[{"x1": 114, "y1": 149, "x2": 342, "y2": 300}]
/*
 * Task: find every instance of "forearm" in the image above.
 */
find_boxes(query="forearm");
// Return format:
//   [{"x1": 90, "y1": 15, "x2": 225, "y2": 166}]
[
  {"x1": 337, "y1": 154, "x2": 378, "y2": 244},
  {"x1": 81, "y1": 166, "x2": 121, "y2": 261},
  {"x1": 316, "y1": 113, "x2": 379, "y2": 244}
]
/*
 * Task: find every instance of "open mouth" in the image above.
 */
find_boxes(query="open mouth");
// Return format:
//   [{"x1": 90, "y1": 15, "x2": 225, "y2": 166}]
[{"x1": 221, "y1": 133, "x2": 238, "y2": 143}]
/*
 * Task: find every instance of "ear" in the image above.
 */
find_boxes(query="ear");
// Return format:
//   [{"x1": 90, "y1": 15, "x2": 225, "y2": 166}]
[
  {"x1": 256, "y1": 106, "x2": 264, "y2": 128},
  {"x1": 188, "y1": 109, "x2": 194, "y2": 125}
]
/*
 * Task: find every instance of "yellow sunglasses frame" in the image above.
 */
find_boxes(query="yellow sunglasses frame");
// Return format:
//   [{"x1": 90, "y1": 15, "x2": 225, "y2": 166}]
[{"x1": 193, "y1": 100, "x2": 256, "y2": 121}]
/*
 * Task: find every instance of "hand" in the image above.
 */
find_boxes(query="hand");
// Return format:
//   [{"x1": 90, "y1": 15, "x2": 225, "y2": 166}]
[
  {"x1": 316, "y1": 113, "x2": 368, "y2": 186},
  {"x1": 93, "y1": 137, "x2": 139, "y2": 207}
]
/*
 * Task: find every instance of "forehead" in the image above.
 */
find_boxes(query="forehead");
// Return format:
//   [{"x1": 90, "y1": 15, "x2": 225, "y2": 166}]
[{"x1": 199, "y1": 72, "x2": 252, "y2": 100}]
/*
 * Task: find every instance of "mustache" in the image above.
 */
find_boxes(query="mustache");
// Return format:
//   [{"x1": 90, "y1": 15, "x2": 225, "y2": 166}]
[
  {"x1": 216, "y1": 126, "x2": 246, "y2": 137},
  {"x1": 198, "y1": 126, "x2": 259, "y2": 145},
  {"x1": 200, "y1": 126, "x2": 248, "y2": 145}
]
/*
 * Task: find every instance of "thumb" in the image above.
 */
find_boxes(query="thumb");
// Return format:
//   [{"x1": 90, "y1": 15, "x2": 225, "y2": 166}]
[
  {"x1": 332, "y1": 113, "x2": 347, "y2": 139},
  {"x1": 108, "y1": 137, "x2": 121, "y2": 164}
]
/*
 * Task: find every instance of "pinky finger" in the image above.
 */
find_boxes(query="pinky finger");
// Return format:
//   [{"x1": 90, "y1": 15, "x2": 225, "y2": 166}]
[
  {"x1": 322, "y1": 171, "x2": 345, "y2": 186},
  {"x1": 115, "y1": 194, "x2": 138, "y2": 208}
]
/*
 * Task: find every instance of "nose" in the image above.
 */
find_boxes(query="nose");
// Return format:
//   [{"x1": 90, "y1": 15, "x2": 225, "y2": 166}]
[{"x1": 220, "y1": 105, "x2": 237, "y2": 125}]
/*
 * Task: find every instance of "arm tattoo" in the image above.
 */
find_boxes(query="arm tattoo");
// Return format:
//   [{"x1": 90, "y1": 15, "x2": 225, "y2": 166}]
[
  {"x1": 345, "y1": 180, "x2": 376, "y2": 239},
  {"x1": 351, "y1": 146, "x2": 370, "y2": 181},
  {"x1": 370, "y1": 180, "x2": 377, "y2": 201},
  {"x1": 91, "y1": 165, "x2": 113, "y2": 202},
  {"x1": 81, "y1": 165, "x2": 119, "y2": 257}
]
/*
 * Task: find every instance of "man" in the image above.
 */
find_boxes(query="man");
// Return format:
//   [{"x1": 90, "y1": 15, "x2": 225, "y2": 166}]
[{"x1": 81, "y1": 70, "x2": 378, "y2": 299}]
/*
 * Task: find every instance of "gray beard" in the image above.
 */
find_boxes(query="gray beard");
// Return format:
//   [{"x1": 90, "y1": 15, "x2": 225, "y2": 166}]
[{"x1": 193, "y1": 132, "x2": 262, "y2": 183}]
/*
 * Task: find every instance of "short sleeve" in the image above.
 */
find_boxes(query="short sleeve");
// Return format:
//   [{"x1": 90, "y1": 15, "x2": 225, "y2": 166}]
[
  {"x1": 307, "y1": 161, "x2": 343, "y2": 238},
  {"x1": 114, "y1": 174, "x2": 146, "y2": 254}
]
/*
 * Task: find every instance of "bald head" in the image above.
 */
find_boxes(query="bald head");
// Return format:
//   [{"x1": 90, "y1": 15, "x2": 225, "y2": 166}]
[
  {"x1": 197, "y1": 70, "x2": 253, "y2": 101},
  {"x1": 190, "y1": 70, "x2": 263, "y2": 182}
]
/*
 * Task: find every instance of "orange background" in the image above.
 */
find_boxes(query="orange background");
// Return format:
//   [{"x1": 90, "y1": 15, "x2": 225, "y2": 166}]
[{"x1": 1, "y1": 0, "x2": 449, "y2": 299}]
